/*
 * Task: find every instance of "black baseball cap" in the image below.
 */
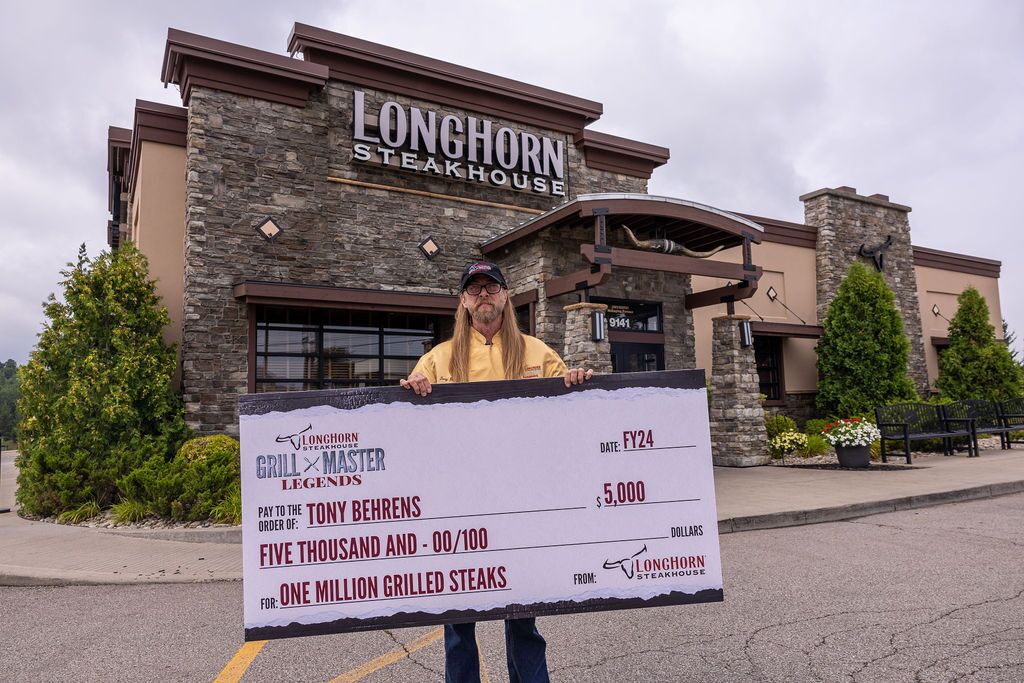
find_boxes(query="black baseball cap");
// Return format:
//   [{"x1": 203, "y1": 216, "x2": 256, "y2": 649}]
[{"x1": 458, "y1": 261, "x2": 508, "y2": 291}]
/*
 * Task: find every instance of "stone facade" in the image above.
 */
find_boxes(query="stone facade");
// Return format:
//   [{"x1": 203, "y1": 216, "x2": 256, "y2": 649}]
[
  {"x1": 802, "y1": 187, "x2": 929, "y2": 396},
  {"x1": 709, "y1": 316, "x2": 769, "y2": 467},
  {"x1": 181, "y1": 83, "x2": 650, "y2": 434},
  {"x1": 764, "y1": 392, "x2": 818, "y2": 428},
  {"x1": 496, "y1": 229, "x2": 694, "y2": 370},
  {"x1": 561, "y1": 303, "x2": 613, "y2": 373}
]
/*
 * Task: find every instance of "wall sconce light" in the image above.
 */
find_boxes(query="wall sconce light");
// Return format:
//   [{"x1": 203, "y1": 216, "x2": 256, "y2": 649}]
[
  {"x1": 739, "y1": 319, "x2": 753, "y2": 348},
  {"x1": 592, "y1": 310, "x2": 606, "y2": 342},
  {"x1": 418, "y1": 236, "x2": 441, "y2": 260},
  {"x1": 932, "y1": 304, "x2": 950, "y2": 323},
  {"x1": 255, "y1": 217, "x2": 283, "y2": 242}
]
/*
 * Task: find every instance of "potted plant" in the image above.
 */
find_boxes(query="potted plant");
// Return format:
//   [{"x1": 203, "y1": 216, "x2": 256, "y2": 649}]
[{"x1": 821, "y1": 418, "x2": 881, "y2": 468}]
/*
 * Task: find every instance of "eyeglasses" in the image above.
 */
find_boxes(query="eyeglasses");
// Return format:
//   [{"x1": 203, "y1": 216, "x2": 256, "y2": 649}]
[{"x1": 464, "y1": 282, "x2": 503, "y2": 296}]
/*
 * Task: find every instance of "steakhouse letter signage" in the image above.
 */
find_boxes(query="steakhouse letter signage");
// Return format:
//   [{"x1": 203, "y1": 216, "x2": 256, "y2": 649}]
[{"x1": 239, "y1": 370, "x2": 723, "y2": 640}]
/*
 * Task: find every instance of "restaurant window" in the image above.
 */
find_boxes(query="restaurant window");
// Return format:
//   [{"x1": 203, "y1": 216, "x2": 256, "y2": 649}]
[
  {"x1": 753, "y1": 336, "x2": 783, "y2": 402},
  {"x1": 254, "y1": 307, "x2": 438, "y2": 392}
]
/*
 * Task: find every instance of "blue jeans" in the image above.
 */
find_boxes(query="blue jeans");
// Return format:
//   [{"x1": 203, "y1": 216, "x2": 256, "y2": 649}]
[{"x1": 444, "y1": 618, "x2": 549, "y2": 683}]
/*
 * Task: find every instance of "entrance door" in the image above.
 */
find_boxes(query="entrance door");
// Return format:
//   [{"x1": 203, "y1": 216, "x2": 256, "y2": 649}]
[{"x1": 610, "y1": 342, "x2": 665, "y2": 373}]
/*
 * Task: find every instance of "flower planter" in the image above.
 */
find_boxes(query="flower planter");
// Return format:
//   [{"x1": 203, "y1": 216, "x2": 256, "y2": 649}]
[{"x1": 835, "y1": 445, "x2": 871, "y2": 468}]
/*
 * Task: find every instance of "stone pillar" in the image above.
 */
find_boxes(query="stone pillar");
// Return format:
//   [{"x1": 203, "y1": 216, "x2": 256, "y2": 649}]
[
  {"x1": 801, "y1": 186, "x2": 929, "y2": 396},
  {"x1": 561, "y1": 303, "x2": 613, "y2": 373},
  {"x1": 709, "y1": 315, "x2": 769, "y2": 467}
]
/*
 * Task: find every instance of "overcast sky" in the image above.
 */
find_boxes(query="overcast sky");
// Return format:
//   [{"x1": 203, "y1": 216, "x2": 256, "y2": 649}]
[{"x1": 1, "y1": 1, "x2": 1022, "y2": 364}]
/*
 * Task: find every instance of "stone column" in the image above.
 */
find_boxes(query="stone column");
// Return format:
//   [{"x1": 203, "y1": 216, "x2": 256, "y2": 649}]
[
  {"x1": 561, "y1": 303, "x2": 613, "y2": 373},
  {"x1": 801, "y1": 186, "x2": 929, "y2": 396},
  {"x1": 709, "y1": 315, "x2": 769, "y2": 467}
]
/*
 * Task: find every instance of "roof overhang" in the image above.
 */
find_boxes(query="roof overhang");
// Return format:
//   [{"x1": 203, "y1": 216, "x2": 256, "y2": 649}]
[
  {"x1": 482, "y1": 193, "x2": 764, "y2": 256},
  {"x1": 162, "y1": 28, "x2": 329, "y2": 107},
  {"x1": 125, "y1": 100, "x2": 187, "y2": 196},
  {"x1": 288, "y1": 23, "x2": 602, "y2": 134}
]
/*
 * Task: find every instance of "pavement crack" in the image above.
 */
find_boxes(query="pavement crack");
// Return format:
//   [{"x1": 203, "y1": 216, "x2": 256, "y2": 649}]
[{"x1": 383, "y1": 629, "x2": 444, "y2": 679}]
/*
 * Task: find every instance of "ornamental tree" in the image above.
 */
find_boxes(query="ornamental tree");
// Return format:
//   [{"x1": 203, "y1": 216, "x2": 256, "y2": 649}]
[
  {"x1": 16, "y1": 244, "x2": 188, "y2": 516},
  {"x1": 815, "y1": 261, "x2": 918, "y2": 416},
  {"x1": 936, "y1": 287, "x2": 1024, "y2": 401}
]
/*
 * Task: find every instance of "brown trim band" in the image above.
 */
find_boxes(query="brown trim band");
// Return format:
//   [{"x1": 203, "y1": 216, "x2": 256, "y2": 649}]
[
  {"x1": 931, "y1": 336, "x2": 950, "y2": 348},
  {"x1": 608, "y1": 331, "x2": 666, "y2": 344},
  {"x1": 326, "y1": 176, "x2": 545, "y2": 214},
  {"x1": 750, "y1": 322, "x2": 824, "y2": 338},
  {"x1": 573, "y1": 130, "x2": 670, "y2": 179},
  {"x1": 511, "y1": 289, "x2": 539, "y2": 308},
  {"x1": 288, "y1": 23, "x2": 602, "y2": 134},
  {"x1": 913, "y1": 246, "x2": 1001, "y2": 278},
  {"x1": 126, "y1": 100, "x2": 188, "y2": 195},
  {"x1": 582, "y1": 244, "x2": 763, "y2": 280},
  {"x1": 162, "y1": 28, "x2": 328, "y2": 107},
  {"x1": 234, "y1": 281, "x2": 458, "y2": 314}
]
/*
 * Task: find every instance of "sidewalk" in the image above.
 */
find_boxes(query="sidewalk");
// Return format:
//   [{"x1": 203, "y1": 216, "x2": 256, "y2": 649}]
[{"x1": 2, "y1": 448, "x2": 1023, "y2": 586}]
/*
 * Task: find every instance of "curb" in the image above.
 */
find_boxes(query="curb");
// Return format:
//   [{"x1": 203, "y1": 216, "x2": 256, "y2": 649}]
[
  {"x1": 3, "y1": 481, "x2": 1023, "y2": 587},
  {"x1": 99, "y1": 527, "x2": 242, "y2": 544},
  {"x1": 717, "y1": 479, "x2": 1024, "y2": 534}
]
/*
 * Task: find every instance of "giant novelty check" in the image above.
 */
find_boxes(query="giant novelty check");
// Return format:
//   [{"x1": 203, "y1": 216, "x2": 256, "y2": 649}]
[{"x1": 239, "y1": 370, "x2": 723, "y2": 640}]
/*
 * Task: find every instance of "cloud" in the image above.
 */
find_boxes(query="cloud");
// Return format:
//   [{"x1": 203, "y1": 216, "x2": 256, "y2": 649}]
[{"x1": 1, "y1": 0, "x2": 1022, "y2": 363}]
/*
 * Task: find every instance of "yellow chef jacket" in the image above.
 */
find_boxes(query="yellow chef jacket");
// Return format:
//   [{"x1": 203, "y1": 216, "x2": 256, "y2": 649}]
[{"x1": 411, "y1": 327, "x2": 567, "y2": 383}]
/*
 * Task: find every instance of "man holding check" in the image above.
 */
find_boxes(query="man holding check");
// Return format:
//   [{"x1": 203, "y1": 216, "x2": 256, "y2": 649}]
[{"x1": 401, "y1": 261, "x2": 593, "y2": 683}]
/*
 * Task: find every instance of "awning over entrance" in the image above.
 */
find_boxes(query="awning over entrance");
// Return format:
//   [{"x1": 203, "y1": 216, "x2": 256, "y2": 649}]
[{"x1": 481, "y1": 193, "x2": 765, "y2": 309}]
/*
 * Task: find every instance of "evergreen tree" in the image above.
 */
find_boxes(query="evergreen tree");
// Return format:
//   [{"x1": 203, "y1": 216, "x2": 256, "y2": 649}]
[
  {"x1": 0, "y1": 359, "x2": 19, "y2": 442},
  {"x1": 16, "y1": 244, "x2": 187, "y2": 516},
  {"x1": 1003, "y1": 319, "x2": 1021, "y2": 365},
  {"x1": 936, "y1": 288, "x2": 1024, "y2": 400},
  {"x1": 816, "y1": 261, "x2": 918, "y2": 416}
]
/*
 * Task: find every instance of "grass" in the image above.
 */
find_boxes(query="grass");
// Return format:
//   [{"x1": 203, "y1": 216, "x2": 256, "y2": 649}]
[
  {"x1": 56, "y1": 501, "x2": 101, "y2": 524},
  {"x1": 111, "y1": 499, "x2": 150, "y2": 525},
  {"x1": 211, "y1": 485, "x2": 242, "y2": 525}
]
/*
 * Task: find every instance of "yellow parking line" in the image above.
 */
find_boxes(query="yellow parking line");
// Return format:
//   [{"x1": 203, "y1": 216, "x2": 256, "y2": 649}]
[
  {"x1": 330, "y1": 627, "x2": 444, "y2": 683},
  {"x1": 476, "y1": 633, "x2": 492, "y2": 683},
  {"x1": 214, "y1": 640, "x2": 267, "y2": 683}
]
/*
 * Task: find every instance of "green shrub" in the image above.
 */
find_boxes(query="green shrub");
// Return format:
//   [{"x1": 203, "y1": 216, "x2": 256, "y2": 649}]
[
  {"x1": 803, "y1": 419, "x2": 829, "y2": 436},
  {"x1": 211, "y1": 484, "x2": 242, "y2": 525},
  {"x1": 177, "y1": 434, "x2": 239, "y2": 463},
  {"x1": 798, "y1": 434, "x2": 830, "y2": 457},
  {"x1": 816, "y1": 262, "x2": 918, "y2": 417},
  {"x1": 15, "y1": 244, "x2": 188, "y2": 516},
  {"x1": 119, "y1": 435, "x2": 240, "y2": 521},
  {"x1": 765, "y1": 414, "x2": 798, "y2": 440},
  {"x1": 111, "y1": 499, "x2": 150, "y2": 525},
  {"x1": 769, "y1": 431, "x2": 807, "y2": 457},
  {"x1": 937, "y1": 287, "x2": 1024, "y2": 401},
  {"x1": 56, "y1": 501, "x2": 101, "y2": 524}
]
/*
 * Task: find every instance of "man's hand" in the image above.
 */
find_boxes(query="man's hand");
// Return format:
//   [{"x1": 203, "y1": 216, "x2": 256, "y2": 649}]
[
  {"x1": 564, "y1": 368, "x2": 595, "y2": 387},
  {"x1": 400, "y1": 372, "x2": 432, "y2": 396}
]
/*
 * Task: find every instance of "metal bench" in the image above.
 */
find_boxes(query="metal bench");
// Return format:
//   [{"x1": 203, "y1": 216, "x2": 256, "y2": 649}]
[
  {"x1": 875, "y1": 402, "x2": 977, "y2": 464},
  {"x1": 944, "y1": 399, "x2": 1015, "y2": 450},
  {"x1": 997, "y1": 398, "x2": 1024, "y2": 447}
]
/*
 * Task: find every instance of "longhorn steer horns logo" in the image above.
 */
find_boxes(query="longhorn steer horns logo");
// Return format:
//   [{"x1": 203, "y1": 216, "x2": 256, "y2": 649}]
[
  {"x1": 858, "y1": 235, "x2": 893, "y2": 272},
  {"x1": 603, "y1": 544, "x2": 649, "y2": 579},
  {"x1": 622, "y1": 225, "x2": 725, "y2": 258},
  {"x1": 276, "y1": 424, "x2": 313, "y2": 450}
]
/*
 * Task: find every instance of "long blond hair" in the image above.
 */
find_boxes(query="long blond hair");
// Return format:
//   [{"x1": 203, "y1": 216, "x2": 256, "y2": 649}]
[{"x1": 449, "y1": 299, "x2": 526, "y2": 382}]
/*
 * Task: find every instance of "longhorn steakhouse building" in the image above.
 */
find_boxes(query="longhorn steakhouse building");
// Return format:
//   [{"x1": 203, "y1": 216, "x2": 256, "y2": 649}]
[{"x1": 106, "y1": 24, "x2": 1005, "y2": 466}]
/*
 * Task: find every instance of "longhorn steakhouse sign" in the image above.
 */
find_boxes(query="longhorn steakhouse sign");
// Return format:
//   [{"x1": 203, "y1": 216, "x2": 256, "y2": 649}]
[{"x1": 238, "y1": 370, "x2": 723, "y2": 640}]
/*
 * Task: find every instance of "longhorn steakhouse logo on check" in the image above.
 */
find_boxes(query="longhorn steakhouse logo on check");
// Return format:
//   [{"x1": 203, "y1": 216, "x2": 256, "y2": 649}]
[
  {"x1": 257, "y1": 424, "x2": 386, "y2": 490},
  {"x1": 602, "y1": 544, "x2": 708, "y2": 582}
]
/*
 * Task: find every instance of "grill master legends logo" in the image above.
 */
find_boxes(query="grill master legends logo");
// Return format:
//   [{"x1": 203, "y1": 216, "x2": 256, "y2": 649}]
[{"x1": 256, "y1": 426, "x2": 385, "y2": 490}]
